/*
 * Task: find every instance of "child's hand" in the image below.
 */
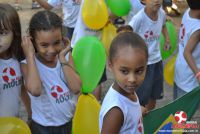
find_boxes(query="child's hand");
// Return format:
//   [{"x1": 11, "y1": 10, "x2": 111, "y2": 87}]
[
  {"x1": 141, "y1": 106, "x2": 148, "y2": 116},
  {"x1": 21, "y1": 36, "x2": 35, "y2": 58},
  {"x1": 164, "y1": 39, "x2": 171, "y2": 51},
  {"x1": 59, "y1": 45, "x2": 72, "y2": 63}
]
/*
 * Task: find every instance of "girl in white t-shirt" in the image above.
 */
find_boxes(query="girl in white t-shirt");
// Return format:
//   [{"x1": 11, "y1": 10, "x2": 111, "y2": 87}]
[
  {"x1": 0, "y1": 3, "x2": 31, "y2": 119},
  {"x1": 20, "y1": 10, "x2": 81, "y2": 134},
  {"x1": 174, "y1": 0, "x2": 200, "y2": 99},
  {"x1": 99, "y1": 32, "x2": 148, "y2": 134}
]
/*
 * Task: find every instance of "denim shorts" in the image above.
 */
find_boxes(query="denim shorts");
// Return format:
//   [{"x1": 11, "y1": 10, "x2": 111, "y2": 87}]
[{"x1": 136, "y1": 61, "x2": 164, "y2": 106}]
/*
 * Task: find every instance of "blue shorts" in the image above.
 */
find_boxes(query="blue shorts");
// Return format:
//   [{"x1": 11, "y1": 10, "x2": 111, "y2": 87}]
[
  {"x1": 136, "y1": 61, "x2": 164, "y2": 106},
  {"x1": 30, "y1": 120, "x2": 72, "y2": 134}
]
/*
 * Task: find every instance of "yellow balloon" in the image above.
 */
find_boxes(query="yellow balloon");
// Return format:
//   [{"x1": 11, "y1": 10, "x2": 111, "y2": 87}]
[
  {"x1": 73, "y1": 94, "x2": 100, "y2": 134},
  {"x1": 101, "y1": 23, "x2": 117, "y2": 56},
  {"x1": 82, "y1": 0, "x2": 109, "y2": 30},
  {"x1": 164, "y1": 55, "x2": 177, "y2": 86},
  {"x1": 0, "y1": 117, "x2": 31, "y2": 134}
]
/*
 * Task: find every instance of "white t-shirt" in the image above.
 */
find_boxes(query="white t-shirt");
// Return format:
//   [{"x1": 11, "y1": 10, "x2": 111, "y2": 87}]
[
  {"x1": 129, "y1": 8, "x2": 166, "y2": 65},
  {"x1": 127, "y1": 0, "x2": 145, "y2": 23},
  {"x1": 21, "y1": 57, "x2": 77, "y2": 126},
  {"x1": 174, "y1": 9, "x2": 200, "y2": 92},
  {"x1": 71, "y1": 0, "x2": 102, "y2": 48},
  {"x1": 48, "y1": 0, "x2": 80, "y2": 28},
  {"x1": 99, "y1": 86, "x2": 144, "y2": 134},
  {"x1": 0, "y1": 58, "x2": 22, "y2": 117}
]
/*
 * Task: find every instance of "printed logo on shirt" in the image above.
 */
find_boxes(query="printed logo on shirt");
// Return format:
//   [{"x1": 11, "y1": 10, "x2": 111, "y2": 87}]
[
  {"x1": 179, "y1": 24, "x2": 185, "y2": 47},
  {"x1": 144, "y1": 31, "x2": 159, "y2": 43},
  {"x1": 51, "y1": 85, "x2": 71, "y2": 104},
  {"x1": 137, "y1": 117, "x2": 143, "y2": 133},
  {"x1": 2, "y1": 67, "x2": 22, "y2": 90}
]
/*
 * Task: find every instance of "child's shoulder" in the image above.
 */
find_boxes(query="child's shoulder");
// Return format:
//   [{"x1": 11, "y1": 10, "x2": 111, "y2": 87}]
[{"x1": 0, "y1": 57, "x2": 18, "y2": 64}]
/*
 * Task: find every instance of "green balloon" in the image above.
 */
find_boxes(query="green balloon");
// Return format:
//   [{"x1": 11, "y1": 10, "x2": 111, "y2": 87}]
[
  {"x1": 160, "y1": 21, "x2": 177, "y2": 60},
  {"x1": 72, "y1": 36, "x2": 106, "y2": 93},
  {"x1": 107, "y1": 0, "x2": 131, "y2": 17}
]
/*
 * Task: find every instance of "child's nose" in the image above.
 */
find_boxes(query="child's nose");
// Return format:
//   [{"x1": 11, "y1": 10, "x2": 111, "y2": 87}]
[
  {"x1": 48, "y1": 45, "x2": 56, "y2": 53},
  {"x1": 128, "y1": 74, "x2": 136, "y2": 83}
]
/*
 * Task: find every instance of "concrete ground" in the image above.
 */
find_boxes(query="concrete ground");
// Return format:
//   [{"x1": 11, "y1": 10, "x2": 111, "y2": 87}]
[{"x1": 1, "y1": 0, "x2": 199, "y2": 133}]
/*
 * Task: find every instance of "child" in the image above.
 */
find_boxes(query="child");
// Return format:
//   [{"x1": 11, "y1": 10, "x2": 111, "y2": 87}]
[
  {"x1": 128, "y1": 0, "x2": 170, "y2": 111},
  {"x1": 0, "y1": 3, "x2": 31, "y2": 118},
  {"x1": 99, "y1": 32, "x2": 148, "y2": 134},
  {"x1": 127, "y1": 0, "x2": 145, "y2": 23},
  {"x1": 174, "y1": 0, "x2": 200, "y2": 99},
  {"x1": 34, "y1": 0, "x2": 80, "y2": 40},
  {"x1": 20, "y1": 10, "x2": 81, "y2": 134}
]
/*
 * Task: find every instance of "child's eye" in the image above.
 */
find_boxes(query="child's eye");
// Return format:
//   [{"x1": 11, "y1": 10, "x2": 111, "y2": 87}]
[
  {"x1": 135, "y1": 69, "x2": 144, "y2": 75},
  {"x1": 41, "y1": 44, "x2": 48, "y2": 48},
  {"x1": 120, "y1": 69, "x2": 129, "y2": 75},
  {"x1": 54, "y1": 41, "x2": 61, "y2": 46},
  {"x1": 0, "y1": 30, "x2": 9, "y2": 36}
]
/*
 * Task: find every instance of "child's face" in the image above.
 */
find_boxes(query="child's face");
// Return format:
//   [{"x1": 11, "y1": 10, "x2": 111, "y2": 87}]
[
  {"x1": 34, "y1": 28, "x2": 63, "y2": 64},
  {"x1": 146, "y1": 0, "x2": 162, "y2": 12},
  {"x1": 109, "y1": 46, "x2": 147, "y2": 94},
  {"x1": 0, "y1": 29, "x2": 13, "y2": 54}
]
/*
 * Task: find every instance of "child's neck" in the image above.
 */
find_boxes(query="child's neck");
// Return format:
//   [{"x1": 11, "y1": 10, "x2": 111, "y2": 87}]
[
  {"x1": 0, "y1": 51, "x2": 12, "y2": 59},
  {"x1": 113, "y1": 82, "x2": 138, "y2": 102},
  {"x1": 189, "y1": 9, "x2": 200, "y2": 19},
  {"x1": 145, "y1": 7, "x2": 158, "y2": 21}
]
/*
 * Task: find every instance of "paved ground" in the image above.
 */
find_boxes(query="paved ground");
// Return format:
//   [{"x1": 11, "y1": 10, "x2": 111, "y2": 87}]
[{"x1": 2, "y1": 0, "x2": 199, "y2": 133}]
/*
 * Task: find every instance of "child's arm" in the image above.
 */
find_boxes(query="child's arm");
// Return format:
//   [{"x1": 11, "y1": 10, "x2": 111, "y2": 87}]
[
  {"x1": 21, "y1": 36, "x2": 42, "y2": 96},
  {"x1": 59, "y1": 46, "x2": 82, "y2": 94},
  {"x1": 101, "y1": 107, "x2": 123, "y2": 134},
  {"x1": 184, "y1": 30, "x2": 200, "y2": 83},
  {"x1": 162, "y1": 24, "x2": 171, "y2": 51},
  {"x1": 21, "y1": 83, "x2": 32, "y2": 124},
  {"x1": 34, "y1": 0, "x2": 53, "y2": 10}
]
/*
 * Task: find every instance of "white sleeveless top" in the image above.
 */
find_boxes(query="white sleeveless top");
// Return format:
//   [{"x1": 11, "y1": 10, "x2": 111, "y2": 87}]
[
  {"x1": 174, "y1": 9, "x2": 200, "y2": 92},
  {"x1": 21, "y1": 57, "x2": 77, "y2": 126},
  {"x1": 0, "y1": 58, "x2": 22, "y2": 117},
  {"x1": 99, "y1": 86, "x2": 144, "y2": 134}
]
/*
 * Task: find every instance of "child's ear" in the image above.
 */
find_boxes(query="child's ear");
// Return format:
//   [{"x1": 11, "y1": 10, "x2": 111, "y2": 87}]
[
  {"x1": 107, "y1": 58, "x2": 113, "y2": 72},
  {"x1": 62, "y1": 37, "x2": 70, "y2": 47}
]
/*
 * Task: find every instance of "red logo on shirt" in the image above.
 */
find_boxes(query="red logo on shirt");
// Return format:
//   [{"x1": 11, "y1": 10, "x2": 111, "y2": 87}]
[
  {"x1": 144, "y1": 30, "x2": 159, "y2": 43},
  {"x1": 137, "y1": 117, "x2": 143, "y2": 133},
  {"x1": 51, "y1": 85, "x2": 71, "y2": 104},
  {"x1": 144, "y1": 31, "x2": 153, "y2": 39},
  {"x1": 2, "y1": 67, "x2": 16, "y2": 83},
  {"x1": 51, "y1": 85, "x2": 63, "y2": 99},
  {"x1": 180, "y1": 24, "x2": 185, "y2": 40}
]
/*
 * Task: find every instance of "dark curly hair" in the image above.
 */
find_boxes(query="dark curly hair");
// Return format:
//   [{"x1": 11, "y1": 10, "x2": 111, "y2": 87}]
[
  {"x1": 186, "y1": 0, "x2": 200, "y2": 10},
  {"x1": 28, "y1": 10, "x2": 63, "y2": 51}
]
